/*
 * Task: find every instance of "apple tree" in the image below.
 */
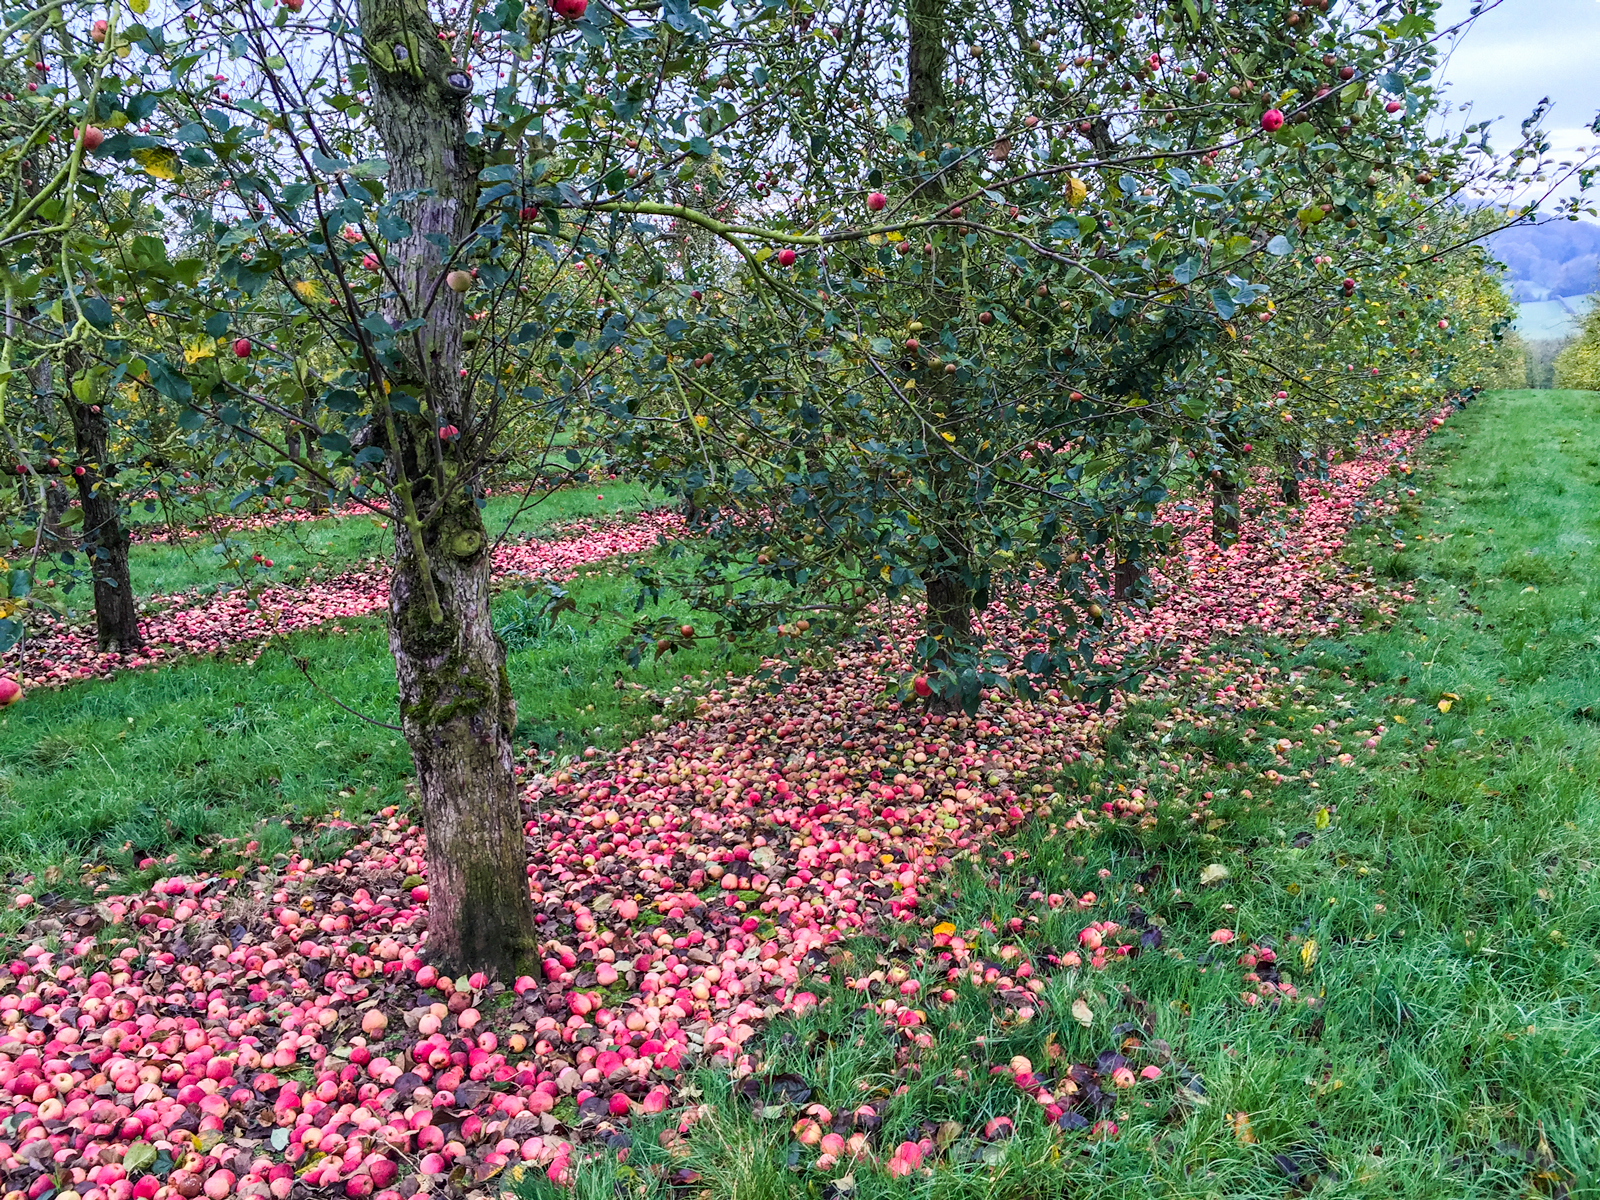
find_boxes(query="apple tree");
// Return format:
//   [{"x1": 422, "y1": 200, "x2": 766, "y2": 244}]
[{"x1": 595, "y1": 0, "x2": 1520, "y2": 708}]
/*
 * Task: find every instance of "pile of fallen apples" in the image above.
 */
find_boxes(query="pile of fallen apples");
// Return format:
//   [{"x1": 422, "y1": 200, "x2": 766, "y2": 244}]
[
  {"x1": 0, "y1": 417, "x2": 1442, "y2": 1196},
  {"x1": 1, "y1": 513, "x2": 683, "y2": 692}
]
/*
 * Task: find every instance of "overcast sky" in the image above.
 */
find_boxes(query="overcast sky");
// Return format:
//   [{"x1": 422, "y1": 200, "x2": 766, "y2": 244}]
[{"x1": 1434, "y1": 0, "x2": 1599, "y2": 212}]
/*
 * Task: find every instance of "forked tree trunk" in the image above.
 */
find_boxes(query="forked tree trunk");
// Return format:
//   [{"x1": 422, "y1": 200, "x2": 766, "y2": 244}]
[
  {"x1": 359, "y1": 0, "x2": 536, "y2": 976},
  {"x1": 288, "y1": 393, "x2": 328, "y2": 513},
  {"x1": 1211, "y1": 475, "x2": 1240, "y2": 546},
  {"x1": 64, "y1": 350, "x2": 143, "y2": 653}
]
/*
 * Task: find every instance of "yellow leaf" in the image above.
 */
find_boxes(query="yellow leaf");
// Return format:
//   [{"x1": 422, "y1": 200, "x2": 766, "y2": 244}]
[
  {"x1": 183, "y1": 337, "x2": 216, "y2": 365},
  {"x1": 941, "y1": 432, "x2": 955, "y2": 443},
  {"x1": 1070, "y1": 998, "x2": 1093, "y2": 1028},
  {"x1": 1437, "y1": 699, "x2": 1452, "y2": 713},
  {"x1": 1199, "y1": 863, "x2": 1229, "y2": 886},
  {"x1": 290, "y1": 279, "x2": 327, "y2": 304},
  {"x1": 932, "y1": 922, "x2": 956, "y2": 937},
  {"x1": 128, "y1": 0, "x2": 148, "y2": 12},
  {"x1": 130, "y1": 145, "x2": 179, "y2": 180},
  {"x1": 1232, "y1": 1112, "x2": 1256, "y2": 1144},
  {"x1": 1064, "y1": 175, "x2": 1087, "y2": 208},
  {"x1": 1300, "y1": 938, "x2": 1319, "y2": 969},
  {"x1": 1314, "y1": 807, "x2": 1329, "y2": 830}
]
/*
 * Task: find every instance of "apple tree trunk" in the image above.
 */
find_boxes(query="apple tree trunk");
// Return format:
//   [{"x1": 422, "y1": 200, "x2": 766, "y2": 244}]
[
  {"x1": 358, "y1": 0, "x2": 537, "y2": 976},
  {"x1": 905, "y1": 0, "x2": 981, "y2": 654},
  {"x1": 1211, "y1": 475, "x2": 1240, "y2": 546},
  {"x1": 63, "y1": 349, "x2": 143, "y2": 653}
]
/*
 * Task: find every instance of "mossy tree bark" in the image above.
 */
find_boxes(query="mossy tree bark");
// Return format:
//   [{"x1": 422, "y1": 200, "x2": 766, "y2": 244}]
[
  {"x1": 359, "y1": 0, "x2": 536, "y2": 976},
  {"x1": 63, "y1": 349, "x2": 142, "y2": 653},
  {"x1": 906, "y1": 0, "x2": 978, "y2": 666}
]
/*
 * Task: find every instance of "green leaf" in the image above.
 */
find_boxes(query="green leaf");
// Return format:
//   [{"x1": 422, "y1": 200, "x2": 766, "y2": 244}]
[
  {"x1": 141, "y1": 356, "x2": 192, "y2": 402},
  {"x1": 81, "y1": 297, "x2": 116, "y2": 330},
  {"x1": 123, "y1": 1142, "x2": 158, "y2": 1176},
  {"x1": 310, "y1": 148, "x2": 350, "y2": 173},
  {"x1": 1266, "y1": 234, "x2": 1293, "y2": 256}
]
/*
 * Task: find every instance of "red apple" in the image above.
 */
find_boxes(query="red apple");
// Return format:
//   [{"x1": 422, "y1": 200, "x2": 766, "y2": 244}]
[
  {"x1": 90, "y1": 19, "x2": 108, "y2": 42},
  {"x1": 0, "y1": 678, "x2": 22, "y2": 707},
  {"x1": 1385, "y1": 100, "x2": 1402, "y2": 114},
  {"x1": 282, "y1": 0, "x2": 303, "y2": 11},
  {"x1": 78, "y1": 125, "x2": 104, "y2": 150},
  {"x1": 438, "y1": 425, "x2": 459, "y2": 440},
  {"x1": 866, "y1": 191, "x2": 886, "y2": 212},
  {"x1": 912, "y1": 676, "x2": 932, "y2": 699},
  {"x1": 1260, "y1": 109, "x2": 1285, "y2": 132},
  {"x1": 776, "y1": 248, "x2": 796, "y2": 267},
  {"x1": 232, "y1": 338, "x2": 252, "y2": 358},
  {"x1": 551, "y1": 0, "x2": 586, "y2": 17}
]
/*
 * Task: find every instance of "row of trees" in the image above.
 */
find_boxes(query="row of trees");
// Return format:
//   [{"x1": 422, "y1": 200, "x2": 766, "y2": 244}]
[
  {"x1": 1553, "y1": 299, "x2": 1600, "y2": 388},
  {"x1": 0, "y1": 0, "x2": 1574, "y2": 973}
]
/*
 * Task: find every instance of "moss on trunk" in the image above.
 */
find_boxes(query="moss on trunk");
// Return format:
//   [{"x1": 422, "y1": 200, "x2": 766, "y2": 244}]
[{"x1": 359, "y1": 0, "x2": 536, "y2": 977}]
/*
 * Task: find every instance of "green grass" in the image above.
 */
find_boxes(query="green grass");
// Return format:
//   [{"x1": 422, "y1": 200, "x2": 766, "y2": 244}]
[
  {"x1": 14, "y1": 389, "x2": 1600, "y2": 1196},
  {"x1": 510, "y1": 389, "x2": 1600, "y2": 1199},
  {"x1": 0, "y1": 561, "x2": 750, "y2": 880},
  {"x1": 109, "y1": 480, "x2": 661, "y2": 598}
]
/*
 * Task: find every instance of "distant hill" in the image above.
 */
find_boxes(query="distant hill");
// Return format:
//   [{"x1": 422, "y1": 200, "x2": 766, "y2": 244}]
[
  {"x1": 1513, "y1": 294, "x2": 1595, "y2": 340},
  {"x1": 1486, "y1": 220, "x2": 1600, "y2": 303},
  {"x1": 1482, "y1": 220, "x2": 1599, "y2": 342}
]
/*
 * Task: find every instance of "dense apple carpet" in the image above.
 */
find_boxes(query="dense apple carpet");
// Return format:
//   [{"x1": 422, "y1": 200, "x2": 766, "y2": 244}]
[
  {"x1": 0, "y1": 413, "x2": 1449, "y2": 1200},
  {"x1": 2, "y1": 513, "x2": 684, "y2": 691}
]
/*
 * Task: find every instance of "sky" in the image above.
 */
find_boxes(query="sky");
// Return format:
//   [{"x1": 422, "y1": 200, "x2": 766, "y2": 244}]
[{"x1": 1433, "y1": 0, "x2": 1600, "y2": 213}]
